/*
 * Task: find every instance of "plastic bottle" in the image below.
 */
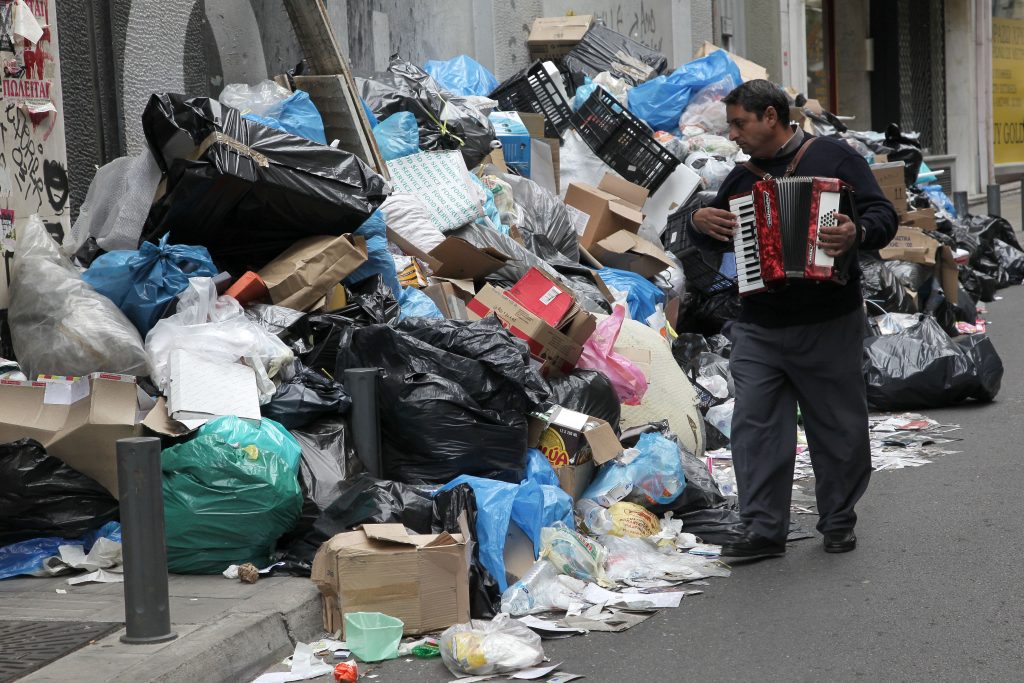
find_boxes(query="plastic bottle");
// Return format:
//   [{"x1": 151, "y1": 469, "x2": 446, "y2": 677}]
[
  {"x1": 499, "y1": 560, "x2": 559, "y2": 616},
  {"x1": 575, "y1": 499, "x2": 614, "y2": 535}
]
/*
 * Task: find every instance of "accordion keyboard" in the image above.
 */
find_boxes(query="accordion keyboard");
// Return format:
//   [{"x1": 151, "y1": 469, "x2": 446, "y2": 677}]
[{"x1": 729, "y1": 194, "x2": 765, "y2": 294}]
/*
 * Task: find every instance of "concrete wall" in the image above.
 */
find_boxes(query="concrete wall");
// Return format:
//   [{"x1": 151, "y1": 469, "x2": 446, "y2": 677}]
[
  {"x1": 744, "y1": 0, "x2": 783, "y2": 83},
  {"x1": 834, "y1": 0, "x2": 870, "y2": 124}
]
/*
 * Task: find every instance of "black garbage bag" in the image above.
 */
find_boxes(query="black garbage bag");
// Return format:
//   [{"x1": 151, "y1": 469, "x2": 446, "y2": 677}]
[
  {"x1": 883, "y1": 123, "x2": 923, "y2": 187},
  {"x1": 993, "y1": 239, "x2": 1024, "y2": 281},
  {"x1": 544, "y1": 369, "x2": 621, "y2": 432},
  {"x1": 563, "y1": 23, "x2": 669, "y2": 86},
  {"x1": 261, "y1": 362, "x2": 351, "y2": 429},
  {"x1": 338, "y1": 317, "x2": 546, "y2": 483},
  {"x1": 432, "y1": 483, "x2": 502, "y2": 619},
  {"x1": 956, "y1": 334, "x2": 1003, "y2": 401},
  {"x1": 678, "y1": 289, "x2": 741, "y2": 335},
  {"x1": 951, "y1": 221, "x2": 982, "y2": 257},
  {"x1": 861, "y1": 256, "x2": 917, "y2": 314},
  {"x1": 964, "y1": 214, "x2": 1022, "y2": 251},
  {"x1": 245, "y1": 303, "x2": 305, "y2": 340},
  {"x1": 358, "y1": 57, "x2": 495, "y2": 168},
  {"x1": 281, "y1": 474, "x2": 435, "y2": 569},
  {"x1": 672, "y1": 333, "x2": 711, "y2": 373},
  {"x1": 140, "y1": 94, "x2": 389, "y2": 273},
  {"x1": 501, "y1": 173, "x2": 579, "y2": 263},
  {"x1": 921, "y1": 288, "x2": 960, "y2": 337},
  {"x1": 0, "y1": 439, "x2": 119, "y2": 545},
  {"x1": 863, "y1": 316, "x2": 1002, "y2": 409},
  {"x1": 959, "y1": 266, "x2": 996, "y2": 303},
  {"x1": 674, "y1": 506, "x2": 744, "y2": 545},
  {"x1": 885, "y1": 260, "x2": 932, "y2": 292}
]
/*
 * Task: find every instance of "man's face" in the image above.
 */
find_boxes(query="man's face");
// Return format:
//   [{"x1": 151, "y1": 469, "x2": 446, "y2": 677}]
[{"x1": 726, "y1": 104, "x2": 779, "y2": 158}]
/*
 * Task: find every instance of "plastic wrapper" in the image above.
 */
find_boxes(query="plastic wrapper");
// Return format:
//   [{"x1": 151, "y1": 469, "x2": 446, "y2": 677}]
[
  {"x1": 423, "y1": 54, "x2": 499, "y2": 97},
  {"x1": 601, "y1": 535, "x2": 730, "y2": 583},
  {"x1": 372, "y1": 111, "x2": 420, "y2": 161},
  {"x1": 501, "y1": 173, "x2": 579, "y2": 262},
  {"x1": 577, "y1": 306, "x2": 648, "y2": 406},
  {"x1": 563, "y1": 23, "x2": 669, "y2": 86},
  {"x1": 261, "y1": 362, "x2": 352, "y2": 429},
  {"x1": 162, "y1": 434, "x2": 302, "y2": 573},
  {"x1": 583, "y1": 431, "x2": 686, "y2": 507},
  {"x1": 0, "y1": 439, "x2": 119, "y2": 546},
  {"x1": 993, "y1": 239, "x2": 1024, "y2": 281},
  {"x1": 863, "y1": 316, "x2": 1003, "y2": 409},
  {"x1": 242, "y1": 90, "x2": 327, "y2": 145},
  {"x1": 440, "y1": 614, "x2": 545, "y2": 676},
  {"x1": 629, "y1": 51, "x2": 740, "y2": 132},
  {"x1": 539, "y1": 522, "x2": 612, "y2": 586},
  {"x1": 338, "y1": 317, "x2": 547, "y2": 483},
  {"x1": 544, "y1": 369, "x2": 621, "y2": 432},
  {"x1": 68, "y1": 150, "x2": 163, "y2": 254},
  {"x1": 686, "y1": 151, "x2": 734, "y2": 191},
  {"x1": 358, "y1": 57, "x2": 496, "y2": 169},
  {"x1": 593, "y1": 71, "x2": 631, "y2": 105},
  {"x1": 432, "y1": 483, "x2": 503, "y2": 619},
  {"x1": 860, "y1": 256, "x2": 917, "y2": 315},
  {"x1": 145, "y1": 277, "x2": 294, "y2": 403},
  {"x1": 9, "y1": 215, "x2": 149, "y2": 379},
  {"x1": 140, "y1": 93, "x2": 388, "y2": 272},
  {"x1": 81, "y1": 237, "x2": 218, "y2": 335},
  {"x1": 558, "y1": 128, "x2": 621, "y2": 199}
]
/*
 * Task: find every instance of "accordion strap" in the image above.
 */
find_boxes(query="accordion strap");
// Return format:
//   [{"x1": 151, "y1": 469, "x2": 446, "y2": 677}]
[{"x1": 742, "y1": 137, "x2": 818, "y2": 180}]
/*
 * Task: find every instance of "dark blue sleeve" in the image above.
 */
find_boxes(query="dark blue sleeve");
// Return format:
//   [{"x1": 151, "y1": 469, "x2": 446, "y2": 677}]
[
  {"x1": 684, "y1": 168, "x2": 746, "y2": 251},
  {"x1": 835, "y1": 153, "x2": 899, "y2": 251}
]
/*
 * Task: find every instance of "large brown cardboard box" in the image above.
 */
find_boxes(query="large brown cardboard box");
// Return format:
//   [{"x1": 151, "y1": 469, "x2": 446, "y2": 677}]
[
  {"x1": 0, "y1": 373, "x2": 144, "y2": 497},
  {"x1": 564, "y1": 174, "x2": 649, "y2": 250},
  {"x1": 257, "y1": 234, "x2": 367, "y2": 311},
  {"x1": 591, "y1": 230, "x2": 677, "y2": 278},
  {"x1": 311, "y1": 524, "x2": 470, "y2": 636},
  {"x1": 899, "y1": 208, "x2": 937, "y2": 232},
  {"x1": 387, "y1": 229, "x2": 510, "y2": 282},
  {"x1": 871, "y1": 161, "x2": 905, "y2": 189},
  {"x1": 527, "y1": 15, "x2": 593, "y2": 62}
]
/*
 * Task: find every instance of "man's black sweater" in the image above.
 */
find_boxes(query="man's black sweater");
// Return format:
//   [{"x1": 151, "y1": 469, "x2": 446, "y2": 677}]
[{"x1": 688, "y1": 134, "x2": 899, "y2": 327}]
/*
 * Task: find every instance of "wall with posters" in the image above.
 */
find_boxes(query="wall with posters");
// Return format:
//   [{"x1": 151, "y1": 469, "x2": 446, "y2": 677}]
[{"x1": 992, "y1": 16, "x2": 1024, "y2": 165}]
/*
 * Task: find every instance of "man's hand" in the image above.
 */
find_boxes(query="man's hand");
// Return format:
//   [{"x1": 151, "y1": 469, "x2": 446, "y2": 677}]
[
  {"x1": 693, "y1": 207, "x2": 737, "y2": 242},
  {"x1": 819, "y1": 212, "x2": 858, "y2": 257}
]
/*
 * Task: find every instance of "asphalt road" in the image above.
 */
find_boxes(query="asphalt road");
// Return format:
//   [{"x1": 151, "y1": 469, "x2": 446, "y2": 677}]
[{"x1": 364, "y1": 284, "x2": 1024, "y2": 681}]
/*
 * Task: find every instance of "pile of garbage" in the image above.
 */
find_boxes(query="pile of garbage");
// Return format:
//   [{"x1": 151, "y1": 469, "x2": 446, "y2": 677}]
[{"x1": 0, "y1": 13, "x2": 1018, "y2": 680}]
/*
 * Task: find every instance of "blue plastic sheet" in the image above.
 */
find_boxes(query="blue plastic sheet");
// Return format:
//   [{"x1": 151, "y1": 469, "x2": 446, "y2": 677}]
[
  {"x1": 344, "y1": 210, "x2": 402, "y2": 297},
  {"x1": 0, "y1": 522, "x2": 121, "y2": 580},
  {"x1": 82, "y1": 236, "x2": 218, "y2": 335},
  {"x1": 922, "y1": 184, "x2": 956, "y2": 217},
  {"x1": 436, "y1": 475, "x2": 572, "y2": 590},
  {"x1": 582, "y1": 432, "x2": 686, "y2": 506},
  {"x1": 423, "y1": 55, "x2": 500, "y2": 97},
  {"x1": 198, "y1": 416, "x2": 302, "y2": 472},
  {"x1": 398, "y1": 286, "x2": 444, "y2": 320},
  {"x1": 596, "y1": 267, "x2": 666, "y2": 323},
  {"x1": 373, "y1": 112, "x2": 420, "y2": 161},
  {"x1": 628, "y1": 50, "x2": 741, "y2": 133},
  {"x1": 243, "y1": 90, "x2": 327, "y2": 145}
]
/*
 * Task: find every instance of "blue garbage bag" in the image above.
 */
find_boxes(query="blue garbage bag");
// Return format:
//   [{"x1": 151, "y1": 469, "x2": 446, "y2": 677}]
[
  {"x1": 582, "y1": 432, "x2": 686, "y2": 506},
  {"x1": 243, "y1": 90, "x2": 328, "y2": 145},
  {"x1": 344, "y1": 210, "x2": 402, "y2": 297},
  {"x1": 82, "y1": 236, "x2": 218, "y2": 335},
  {"x1": 373, "y1": 112, "x2": 420, "y2": 161},
  {"x1": 922, "y1": 184, "x2": 956, "y2": 217},
  {"x1": 398, "y1": 286, "x2": 444, "y2": 320},
  {"x1": 423, "y1": 55, "x2": 500, "y2": 97},
  {"x1": 596, "y1": 267, "x2": 666, "y2": 323},
  {"x1": 572, "y1": 77, "x2": 597, "y2": 111},
  {"x1": 0, "y1": 522, "x2": 121, "y2": 580},
  {"x1": 628, "y1": 50, "x2": 742, "y2": 133},
  {"x1": 437, "y1": 475, "x2": 573, "y2": 590},
  {"x1": 524, "y1": 448, "x2": 559, "y2": 487},
  {"x1": 198, "y1": 416, "x2": 302, "y2": 472}
]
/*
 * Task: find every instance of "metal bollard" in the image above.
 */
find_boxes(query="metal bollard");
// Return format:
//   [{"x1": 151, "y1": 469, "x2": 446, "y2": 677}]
[
  {"x1": 953, "y1": 191, "x2": 969, "y2": 219},
  {"x1": 345, "y1": 368, "x2": 382, "y2": 477},
  {"x1": 117, "y1": 437, "x2": 177, "y2": 645},
  {"x1": 987, "y1": 183, "x2": 1002, "y2": 217}
]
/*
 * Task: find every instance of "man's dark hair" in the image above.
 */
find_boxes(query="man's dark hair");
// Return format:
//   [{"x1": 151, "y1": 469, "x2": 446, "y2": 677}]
[{"x1": 722, "y1": 79, "x2": 791, "y2": 126}]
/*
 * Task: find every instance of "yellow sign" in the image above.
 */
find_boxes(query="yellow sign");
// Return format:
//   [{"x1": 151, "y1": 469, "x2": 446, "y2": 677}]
[{"x1": 993, "y1": 17, "x2": 1024, "y2": 164}]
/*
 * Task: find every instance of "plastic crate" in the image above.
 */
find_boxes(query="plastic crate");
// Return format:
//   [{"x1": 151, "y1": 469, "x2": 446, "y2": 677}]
[
  {"x1": 488, "y1": 61, "x2": 572, "y2": 138},
  {"x1": 661, "y1": 204, "x2": 691, "y2": 256},
  {"x1": 678, "y1": 247, "x2": 737, "y2": 296},
  {"x1": 570, "y1": 87, "x2": 680, "y2": 193}
]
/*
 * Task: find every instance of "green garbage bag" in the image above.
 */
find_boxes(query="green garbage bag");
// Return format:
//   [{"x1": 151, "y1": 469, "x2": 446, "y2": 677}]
[
  {"x1": 198, "y1": 416, "x2": 302, "y2": 472},
  {"x1": 162, "y1": 435, "x2": 302, "y2": 574}
]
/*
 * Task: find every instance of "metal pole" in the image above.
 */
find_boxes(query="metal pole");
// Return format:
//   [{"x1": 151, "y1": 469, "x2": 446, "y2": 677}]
[
  {"x1": 952, "y1": 191, "x2": 969, "y2": 219},
  {"x1": 345, "y1": 368, "x2": 382, "y2": 477},
  {"x1": 118, "y1": 437, "x2": 177, "y2": 645},
  {"x1": 987, "y1": 183, "x2": 1002, "y2": 217}
]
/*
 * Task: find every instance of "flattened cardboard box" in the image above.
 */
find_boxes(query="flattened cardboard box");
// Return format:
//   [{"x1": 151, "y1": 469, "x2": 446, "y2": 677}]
[
  {"x1": 0, "y1": 374, "x2": 144, "y2": 497},
  {"x1": 311, "y1": 524, "x2": 469, "y2": 636},
  {"x1": 423, "y1": 281, "x2": 475, "y2": 320},
  {"x1": 564, "y1": 174, "x2": 649, "y2": 250},
  {"x1": 257, "y1": 234, "x2": 367, "y2": 311},
  {"x1": 387, "y1": 228, "x2": 510, "y2": 281},
  {"x1": 591, "y1": 230, "x2": 677, "y2": 279}
]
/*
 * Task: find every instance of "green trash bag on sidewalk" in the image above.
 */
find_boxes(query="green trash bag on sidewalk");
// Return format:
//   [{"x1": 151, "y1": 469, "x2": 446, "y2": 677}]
[{"x1": 162, "y1": 434, "x2": 302, "y2": 574}]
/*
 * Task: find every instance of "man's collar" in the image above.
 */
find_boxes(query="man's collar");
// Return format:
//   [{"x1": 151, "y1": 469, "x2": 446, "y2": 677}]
[{"x1": 774, "y1": 125, "x2": 805, "y2": 158}]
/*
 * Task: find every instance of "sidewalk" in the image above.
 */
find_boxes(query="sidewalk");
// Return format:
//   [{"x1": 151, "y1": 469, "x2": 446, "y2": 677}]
[{"x1": 2, "y1": 573, "x2": 320, "y2": 683}]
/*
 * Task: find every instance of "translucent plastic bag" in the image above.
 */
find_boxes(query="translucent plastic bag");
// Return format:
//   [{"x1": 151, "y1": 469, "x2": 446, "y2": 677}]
[
  {"x1": 500, "y1": 559, "x2": 587, "y2": 616},
  {"x1": 600, "y1": 535, "x2": 730, "y2": 583},
  {"x1": 372, "y1": 111, "x2": 420, "y2": 161},
  {"x1": 380, "y1": 193, "x2": 445, "y2": 253},
  {"x1": 9, "y1": 215, "x2": 149, "y2": 379},
  {"x1": 582, "y1": 431, "x2": 686, "y2": 507},
  {"x1": 686, "y1": 151, "x2": 734, "y2": 191},
  {"x1": 539, "y1": 522, "x2": 612, "y2": 586},
  {"x1": 145, "y1": 277, "x2": 294, "y2": 402},
  {"x1": 685, "y1": 133, "x2": 740, "y2": 157},
  {"x1": 243, "y1": 90, "x2": 327, "y2": 145},
  {"x1": 678, "y1": 77, "x2": 736, "y2": 136},
  {"x1": 440, "y1": 613, "x2": 544, "y2": 676},
  {"x1": 559, "y1": 129, "x2": 619, "y2": 199},
  {"x1": 576, "y1": 305, "x2": 649, "y2": 406},
  {"x1": 218, "y1": 79, "x2": 291, "y2": 116},
  {"x1": 628, "y1": 50, "x2": 741, "y2": 132}
]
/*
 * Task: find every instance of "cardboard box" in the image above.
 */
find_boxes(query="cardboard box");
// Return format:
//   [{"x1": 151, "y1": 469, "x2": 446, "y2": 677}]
[
  {"x1": 423, "y1": 281, "x2": 475, "y2": 320},
  {"x1": 520, "y1": 112, "x2": 560, "y2": 194},
  {"x1": 871, "y1": 161, "x2": 905, "y2": 189},
  {"x1": 554, "y1": 460, "x2": 595, "y2": 501},
  {"x1": 881, "y1": 184, "x2": 907, "y2": 208},
  {"x1": 695, "y1": 41, "x2": 769, "y2": 81},
  {"x1": 467, "y1": 283, "x2": 596, "y2": 376},
  {"x1": 899, "y1": 208, "x2": 937, "y2": 232},
  {"x1": 311, "y1": 524, "x2": 470, "y2": 636},
  {"x1": 564, "y1": 174, "x2": 649, "y2": 250},
  {"x1": 387, "y1": 229, "x2": 510, "y2": 282},
  {"x1": 878, "y1": 226, "x2": 957, "y2": 305},
  {"x1": 0, "y1": 373, "x2": 145, "y2": 497},
  {"x1": 536, "y1": 406, "x2": 622, "y2": 467},
  {"x1": 591, "y1": 230, "x2": 677, "y2": 278},
  {"x1": 257, "y1": 234, "x2": 367, "y2": 311},
  {"x1": 527, "y1": 15, "x2": 593, "y2": 61}
]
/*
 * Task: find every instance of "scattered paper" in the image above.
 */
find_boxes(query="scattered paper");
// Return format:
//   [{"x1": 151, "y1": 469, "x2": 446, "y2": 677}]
[
  {"x1": 511, "y1": 663, "x2": 563, "y2": 679},
  {"x1": 249, "y1": 642, "x2": 332, "y2": 683},
  {"x1": 543, "y1": 674, "x2": 583, "y2": 683},
  {"x1": 581, "y1": 583, "x2": 685, "y2": 609},
  {"x1": 517, "y1": 616, "x2": 586, "y2": 635},
  {"x1": 11, "y1": 0, "x2": 42, "y2": 43},
  {"x1": 67, "y1": 569, "x2": 124, "y2": 585}
]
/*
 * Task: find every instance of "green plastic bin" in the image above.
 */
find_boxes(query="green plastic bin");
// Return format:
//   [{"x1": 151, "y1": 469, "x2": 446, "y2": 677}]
[{"x1": 344, "y1": 612, "x2": 404, "y2": 662}]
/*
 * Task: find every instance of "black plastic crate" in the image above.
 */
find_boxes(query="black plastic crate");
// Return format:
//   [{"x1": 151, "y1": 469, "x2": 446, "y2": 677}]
[
  {"x1": 661, "y1": 204, "x2": 690, "y2": 257},
  {"x1": 488, "y1": 61, "x2": 572, "y2": 138},
  {"x1": 678, "y1": 247, "x2": 737, "y2": 296},
  {"x1": 570, "y1": 87, "x2": 680, "y2": 193}
]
